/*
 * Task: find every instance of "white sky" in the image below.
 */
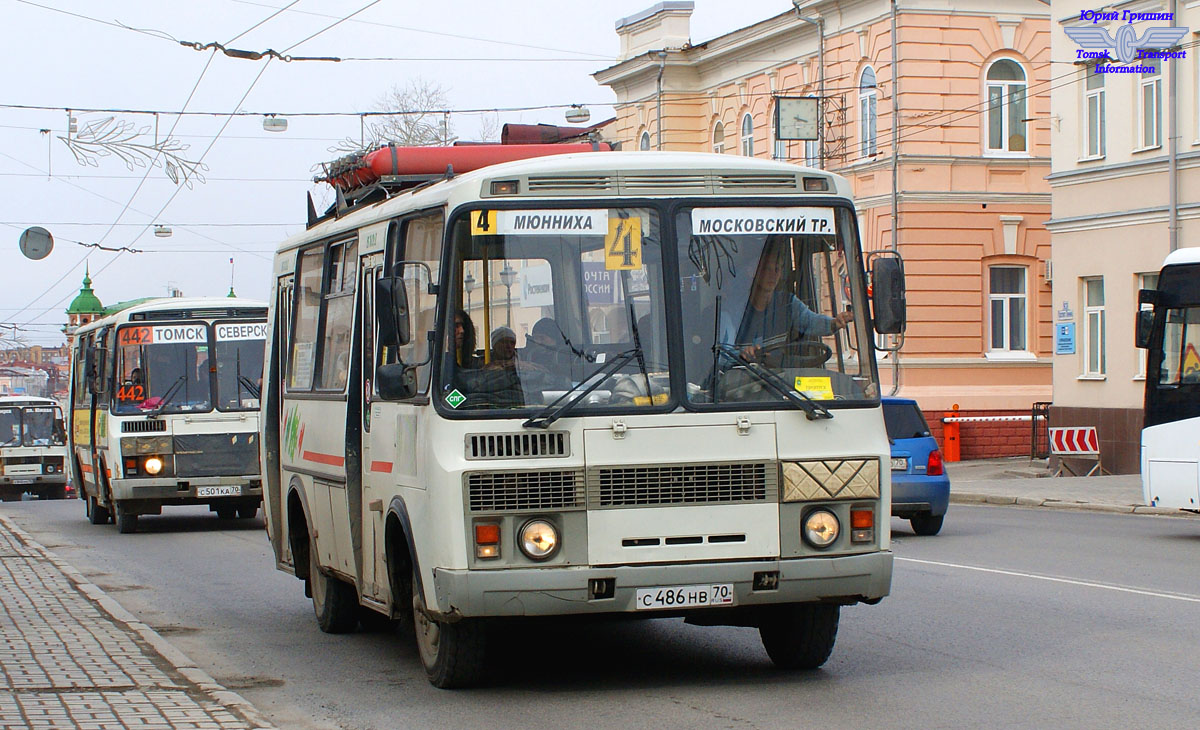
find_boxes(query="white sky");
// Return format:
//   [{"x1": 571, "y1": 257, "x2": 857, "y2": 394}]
[{"x1": 1, "y1": 0, "x2": 793, "y2": 346}]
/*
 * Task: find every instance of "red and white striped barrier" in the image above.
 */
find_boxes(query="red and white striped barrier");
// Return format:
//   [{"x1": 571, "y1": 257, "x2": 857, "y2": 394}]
[
  {"x1": 1049, "y1": 426, "x2": 1099, "y2": 455},
  {"x1": 942, "y1": 415, "x2": 1033, "y2": 423}
]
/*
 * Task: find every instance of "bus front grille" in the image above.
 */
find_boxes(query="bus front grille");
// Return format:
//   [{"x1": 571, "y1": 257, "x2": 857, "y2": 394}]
[
  {"x1": 173, "y1": 433, "x2": 259, "y2": 478},
  {"x1": 122, "y1": 419, "x2": 167, "y2": 433},
  {"x1": 466, "y1": 432, "x2": 570, "y2": 459},
  {"x1": 588, "y1": 462, "x2": 775, "y2": 509},
  {"x1": 466, "y1": 470, "x2": 584, "y2": 512}
]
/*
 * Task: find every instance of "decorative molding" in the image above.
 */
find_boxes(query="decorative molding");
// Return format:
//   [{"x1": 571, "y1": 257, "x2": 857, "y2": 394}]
[
  {"x1": 1000, "y1": 215, "x2": 1024, "y2": 255},
  {"x1": 997, "y1": 17, "x2": 1021, "y2": 49},
  {"x1": 59, "y1": 116, "x2": 207, "y2": 187}
]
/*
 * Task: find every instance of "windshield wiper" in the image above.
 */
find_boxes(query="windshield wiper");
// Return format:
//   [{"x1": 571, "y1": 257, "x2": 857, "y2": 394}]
[
  {"x1": 238, "y1": 375, "x2": 261, "y2": 400},
  {"x1": 713, "y1": 343, "x2": 833, "y2": 420},
  {"x1": 523, "y1": 348, "x2": 640, "y2": 429},
  {"x1": 147, "y1": 374, "x2": 187, "y2": 417}
]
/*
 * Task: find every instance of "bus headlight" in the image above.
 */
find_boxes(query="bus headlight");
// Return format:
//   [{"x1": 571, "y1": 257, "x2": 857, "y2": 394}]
[
  {"x1": 519, "y1": 519, "x2": 559, "y2": 560},
  {"x1": 803, "y1": 509, "x2": 840, "y2": 548},
  {"x1": 143, "y1": 456, "x2": 164, "y2": 475}
]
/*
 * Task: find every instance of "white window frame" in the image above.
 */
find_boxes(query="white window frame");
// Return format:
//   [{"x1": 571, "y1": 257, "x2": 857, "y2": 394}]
[
  {"x1": 740, "y1": 113, "x2": 754, "y2": 156},
  {"x1": 858, "y1": 66, "x2": 878, "y2": 158},
  {"x1": 1082, "y1": 66, "x2": 1105, "y2": 160},
  {"x1": 639, "y1": 130, "x2": 651, "y2": 151},
  {"x1": 1136, "y1": 272, "x2": 1159, "y2": 380},
  {"x1": 984, "y1": 58, "x2": 1029, "y2": 157},
  {"x1": 1138, "y1": 62, "x2": 1162, "y2": 151},
  {"x1": 987, "y1": 266, "x2": 1029, "y2": 355},
  {"x1": 713, "y1": 121, "x2": 725, "y2": 154},
  {"x1": 804, "y1": 139, "x2": 820, "y2": 167},
  {"x1": 1082, "y1": 277, "x2": 1106, "y2": 378}
]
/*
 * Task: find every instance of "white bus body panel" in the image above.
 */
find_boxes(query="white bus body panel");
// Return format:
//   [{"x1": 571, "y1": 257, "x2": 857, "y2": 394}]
[{"x1": 1142, "y1": 416, "x2": 1200, "y2": 510}]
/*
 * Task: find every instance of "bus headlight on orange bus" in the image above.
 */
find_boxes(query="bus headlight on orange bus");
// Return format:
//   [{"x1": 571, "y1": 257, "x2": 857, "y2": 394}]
[{"x1": 519, "y1": 519, "x2": 559, "y2": 560}]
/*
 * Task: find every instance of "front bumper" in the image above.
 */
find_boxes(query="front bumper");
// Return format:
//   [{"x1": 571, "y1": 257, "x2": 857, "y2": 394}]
[
  {"x1": 431, "y1": 551, "x2": 892, "y2": 618},
  {"x1": 0, "y1": 475, "x2": 67, "y2": 487},
  {"x1": 111, "y1": 475, "x2": 262, "y2": 502}
]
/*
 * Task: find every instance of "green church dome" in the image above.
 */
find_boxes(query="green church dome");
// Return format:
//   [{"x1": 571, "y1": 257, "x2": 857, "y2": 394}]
[{"x1": 66, "y1": 267, "x2": 104, "y2": 316}]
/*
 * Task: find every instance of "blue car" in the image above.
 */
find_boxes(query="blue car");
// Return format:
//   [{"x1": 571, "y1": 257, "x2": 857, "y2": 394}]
[{"x1": 883, "y1": 397, "x2": 949, "y2": 535}]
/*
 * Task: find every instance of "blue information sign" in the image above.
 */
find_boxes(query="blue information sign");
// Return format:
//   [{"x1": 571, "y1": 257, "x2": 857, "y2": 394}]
[{"x1": 1055, "y1": 323, "x2": 1076, "y2": 355}]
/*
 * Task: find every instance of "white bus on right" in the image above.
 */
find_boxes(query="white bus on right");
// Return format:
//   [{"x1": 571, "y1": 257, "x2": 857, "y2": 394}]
[{"x1": 1137, "y1": 247, "x2": 1200, "y2": 512}]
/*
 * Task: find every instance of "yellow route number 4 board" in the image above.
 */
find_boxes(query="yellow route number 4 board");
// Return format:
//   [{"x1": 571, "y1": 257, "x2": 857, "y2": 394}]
[{"x1": 605, "y1": 217, "x2": 641, "y2": 270}]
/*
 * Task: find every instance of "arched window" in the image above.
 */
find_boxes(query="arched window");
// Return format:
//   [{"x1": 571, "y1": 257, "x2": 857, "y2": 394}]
[
  {"x1": 741, "y1": 113, "x2": 754, "y2": 156},
  {"x1": 713, "y1": 121, "x2": 725, "y2": 153},
  {"x1": 858, "y1": 66, "x2": 878, "y2": 157},
  {"x1": 985, "y1": 59, "x2": 1027, "y2": 153},
  {"x1": 639, "y1": 130, "x2": 651, "y2": 150}
]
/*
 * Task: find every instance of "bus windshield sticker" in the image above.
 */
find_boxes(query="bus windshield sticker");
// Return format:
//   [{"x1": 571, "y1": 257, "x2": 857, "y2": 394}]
[
  {"x1": 794, "y1": 376, "x2": 834, "y2": 400},
  {"x1": 691, "y1": 207, "x2": 836, "y2": 236},
  {"x1": 477, "y1": 209, "x2": 608, "y2": 237},
  {"x1": 215, "y1": 322, "x2": 268, "y2": 341},
  {"x1": 604, "y1": 217, "x2": 642, "y2": 271},
  {"x1": 445, "y1": 389, "x2": 466, "y2": 409}
]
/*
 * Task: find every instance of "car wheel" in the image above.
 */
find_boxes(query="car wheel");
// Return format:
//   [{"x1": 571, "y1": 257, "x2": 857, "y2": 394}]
[
  {"x1": 308, "y1": 538, "x2": 358, "y2": 634},
  {"x1": 910, "y1": 513, "x2": 944, "y2": 536},
  {"x1": 412, "y1": 567, "x2": 486, "y2": 688},
  {"x1": 759, "y1": 603, "x2": 839, "y2": 670}
]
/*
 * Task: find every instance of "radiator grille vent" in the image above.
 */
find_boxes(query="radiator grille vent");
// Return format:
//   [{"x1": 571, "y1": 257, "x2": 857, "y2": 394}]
[
  {"x1": 589, "y1": 462, "x2": 775, "y2": 508},
  {"x1": 715, "y1": 173, "x2": 800, "y2": 190},
  {"x1": 620, "y1": 174, "x2": 709, "y2": 192},
  {"x1": 466, "y1": 432, "x2": 569, "y2": 459},
  {"x1": 466, "y1": 470, "x2": 584, "y2": 512},
  {"x1": 525, "y1": 175, "x2": 616, "y2": 194},
  {"x1": 122, "y1": 419, "x2": 167, "y2": 433}
]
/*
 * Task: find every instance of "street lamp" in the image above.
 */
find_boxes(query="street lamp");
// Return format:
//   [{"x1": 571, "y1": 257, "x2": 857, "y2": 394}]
[
  {"x1": 499, "y1": 263, "x2": 516, "y2": 327},
  {"x1": 464, "y1": 271, "x2": 476, "y2": 311},
  {"x1": 791, "y1": 1, "x2": 825, "y2": 169}
]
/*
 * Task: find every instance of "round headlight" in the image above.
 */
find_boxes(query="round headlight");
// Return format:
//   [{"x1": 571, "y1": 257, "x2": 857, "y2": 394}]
[
  {"x1": 143, "y1": 456, "x2": 164, "y2": 475},
  {"x1": 519, "y1": 519, "x2": 560, "y2": 560},
  {"x1": 44, "y1": 464, "x2": 55, "y2": 474},
  {"x1": 803, "y1": 509, "x2": 840, "y2": 548}
]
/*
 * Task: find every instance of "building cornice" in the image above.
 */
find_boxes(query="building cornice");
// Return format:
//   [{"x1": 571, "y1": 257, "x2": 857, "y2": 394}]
[
  {"x1": 1048, "y1": 149, "x2": 1200, "y2": 186},
  {"x1": 857, "y1": 191, "x2": 1052, "y2": 208},
  {"x1": 1045, "y1": 201, "x2": 1200, "y2": 232}
]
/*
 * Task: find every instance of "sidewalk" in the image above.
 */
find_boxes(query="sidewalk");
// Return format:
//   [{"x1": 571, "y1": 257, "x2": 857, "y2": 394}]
[
  {"x1": 946, "y1": 456, "x2": 1197, "y2": 517},
  {"x1": 0, "y1": 513, "x2": 275, "y2": 730}
]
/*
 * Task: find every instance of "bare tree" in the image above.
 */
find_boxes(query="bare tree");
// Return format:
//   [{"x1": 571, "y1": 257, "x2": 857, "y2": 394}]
[
  {"x1": 331, "y1": 79, "x2": 455, "y2": 154},
  {"x1": 477, "y1": 112, "x2": 501, "y2": 143}
]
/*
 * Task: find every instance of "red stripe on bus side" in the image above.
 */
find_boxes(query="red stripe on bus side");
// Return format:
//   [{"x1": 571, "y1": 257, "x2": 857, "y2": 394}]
[
  {"x1": 369, "y1": 461, "x2": 393, "y2": 473},
  {"x1": 303, "y1": 450, "x2": 346, "y2": 467}
]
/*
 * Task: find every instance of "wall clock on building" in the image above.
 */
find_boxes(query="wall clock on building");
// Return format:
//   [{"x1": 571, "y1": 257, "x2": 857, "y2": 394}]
[{"x1": 775, "y1": 97, "x2": 819, "y2": 141}]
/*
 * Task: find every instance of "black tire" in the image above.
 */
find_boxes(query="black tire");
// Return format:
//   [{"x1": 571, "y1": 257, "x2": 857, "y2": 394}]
[
  {"x1": 236, "y1": 504, "x2": 258, "y2": 520},
  {"x1": 1, "y1": 491, "x2": 21, "y2": 503},
  {"x1": 910, "y1": 513, "x2": 945, "y2": 536},
  {"x1": 309, "y1": 537, "x2": 358, "y2": 634},
  {"x1": 115, "y1": 507, "x2": 138, "y2": 534},
  {"x1": 87, "y1": 495, "x2": 110, "y2": 525},
  {"x1": 215, "y1": 505, "x2": 237, "y2": 520},
  {"x1": 412, "y1": 567, "x2": 486, "y2": 688},
  {"x1": 47, "y1": 485, "x2": 68, "y2": 500},
  {"x1": 759, "y1": 603, "x2": 840, "y2": 670}
]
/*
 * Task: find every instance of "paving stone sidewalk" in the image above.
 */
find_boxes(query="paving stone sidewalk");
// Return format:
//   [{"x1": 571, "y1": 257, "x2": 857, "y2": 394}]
[{"x1": 0, "y1": 513, "x2": 275, "y2": 730}]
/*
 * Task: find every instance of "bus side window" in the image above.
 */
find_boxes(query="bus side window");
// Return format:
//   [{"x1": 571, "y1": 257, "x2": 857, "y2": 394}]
[
  {"x1": 289, "y1": 246, "x2": 324, "y2": 390},
  {"x1": 382, "y1": 213, "x2": 443, "y2": 398},
  {"x1": 318, "y1": 239, "x2": 358, "y2": 391}
]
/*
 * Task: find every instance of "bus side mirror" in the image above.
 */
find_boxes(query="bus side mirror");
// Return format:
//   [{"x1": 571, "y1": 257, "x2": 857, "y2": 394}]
[
  {"x1": 376, "y1": 276, "x2": 411, "y2": 348},
  {"x1": 1135, "y1": 289, "x2": 1158, "y2": 349},
  {"x1": 376, "y1": 362, "x2": 417, "y2": 400},
  {"x1": 87, "y1": 347, "x2": 108, "y2": 394},
  {"x1": 871, "y1": 256, "x2": 907, "y2": 335}
]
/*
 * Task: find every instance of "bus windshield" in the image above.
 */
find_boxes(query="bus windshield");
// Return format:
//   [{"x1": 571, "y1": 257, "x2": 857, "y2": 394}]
[
  {"x1": 21, "y1": 406, "x2": 64, "y2": 446},
  {"x1": 440, "y1": 207, "x2": 669, "y2": 412},
  {"x1": 1157, "y1": 306, "x2": 1200, "y2": 387},
  {"x1": 114, "y1": 323, "x2": 212, "y2": 414},
  {"x1": 677, "y1": 205, "x2": 876, "y2": 406},
  {"x1": 213, "y1": 322, "x2": 266, "y2": 411},
  {"x1": 0, "y1": 408, "x2": 19, "y2": 446}
]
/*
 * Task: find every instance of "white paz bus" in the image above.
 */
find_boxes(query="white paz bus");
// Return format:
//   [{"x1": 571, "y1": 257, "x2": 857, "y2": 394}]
[
  {"x1": 1137, "y1": 247, "x2": 1200, "y2": 512},
  {"x1": 262, "y1": 146, "x2": 908, "y2": 687},
  {"x1": 0, "y1": 395, "x2": 69, "y2": 501},
  {"x1": 69, "y1": 297, "x2": 268, "y2": 533}
]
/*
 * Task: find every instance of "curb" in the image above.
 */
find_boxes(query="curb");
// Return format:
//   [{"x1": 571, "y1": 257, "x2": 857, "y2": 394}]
[
  {"x1": 951, "y1": 492, "x2": 1196, "y2": 518},
  {"x1": 0, "y1": 512, "x2": 278, "y2": 730}
]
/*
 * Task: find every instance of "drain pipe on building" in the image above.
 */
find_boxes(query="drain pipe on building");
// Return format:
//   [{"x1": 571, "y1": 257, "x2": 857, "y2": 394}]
[
  {"x1": 1168, "y1": 0, "x2": 1179, "y2": 251},
  {"x1": 656, "y1": 50, "x2": 668, "y2": 150},
  {"x1": 889, "y1": 0, "x2": 902, "y2": 395}
]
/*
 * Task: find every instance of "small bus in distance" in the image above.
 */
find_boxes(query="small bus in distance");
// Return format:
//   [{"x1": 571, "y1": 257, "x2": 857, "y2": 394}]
[{"x1": 0, "y1": 395, "x2": 69, "y2": 501}]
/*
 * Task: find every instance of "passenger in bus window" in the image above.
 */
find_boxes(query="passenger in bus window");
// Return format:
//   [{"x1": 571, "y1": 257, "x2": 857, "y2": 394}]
[
  {"x1": 453, "y1": 310, "x2": 482, "y2": 369},
  {"x1": 720, "y1": 240, "x2": 851, "y2": 362},
  {"x1": 487, "y1": 327, "x2": 518, "y2": 369}
]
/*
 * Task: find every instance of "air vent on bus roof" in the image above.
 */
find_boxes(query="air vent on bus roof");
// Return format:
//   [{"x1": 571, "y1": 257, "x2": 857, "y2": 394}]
[
  {"x1": 122, "y1": 419, "x2": 167, "y2": 433},
  {"x1": 715, "y1": 173, "x2": 801, "y2": 191},
  {"x1": 525, "y1": 175, "x2": 617, "y2": 194},
  {"x1": 620, "y1": 174, "x2": 709, "y2": 193}
]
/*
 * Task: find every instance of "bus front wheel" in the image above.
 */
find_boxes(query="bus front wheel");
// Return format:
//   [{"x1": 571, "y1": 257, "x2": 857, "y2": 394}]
[
  {"x1": 759, "y1": 603, "x2": 839, "y2": 670},
  {"x1": 115, "y1": 506, "x2": 138, "y2": 534},
  {"x1": 412, "y1": 568, "x2": 486, "y2": 689},
  {"x1": 308, "y1": 537, "x2": 358, "y2": 634},
  {"x1": 87, "y1": 494, "x2": 110, "y2": 525}
]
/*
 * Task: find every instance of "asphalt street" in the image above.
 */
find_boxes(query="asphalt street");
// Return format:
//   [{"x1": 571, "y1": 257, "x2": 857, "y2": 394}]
[{"x1": 3, "y1": 497, "x2": 1198, "y2": 730}]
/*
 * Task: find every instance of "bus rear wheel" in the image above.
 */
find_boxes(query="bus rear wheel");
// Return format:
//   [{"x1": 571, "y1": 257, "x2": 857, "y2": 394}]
[
  {"x1": 86, "y1": 494, "x2": 110, "y2": 525},
  {"x1": 412, "y1": 568, "x2": 486, "y2": 688},
  {"x1": 759, "y1": 603, "x2": 839, "y2": 670},
  {"x1": 308, "y1": 538, "x2": 358, "y2": 633}
]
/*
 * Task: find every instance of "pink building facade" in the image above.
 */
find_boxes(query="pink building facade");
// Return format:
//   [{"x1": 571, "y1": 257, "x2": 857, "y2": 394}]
[{"x1": 595, "y1": 0, "x2": 1053, "y2": 457}]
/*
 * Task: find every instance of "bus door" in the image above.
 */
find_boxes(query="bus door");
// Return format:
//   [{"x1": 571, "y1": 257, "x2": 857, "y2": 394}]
[{"x1": 357, "y1": 251, "x2": 387, "y2": 600}]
